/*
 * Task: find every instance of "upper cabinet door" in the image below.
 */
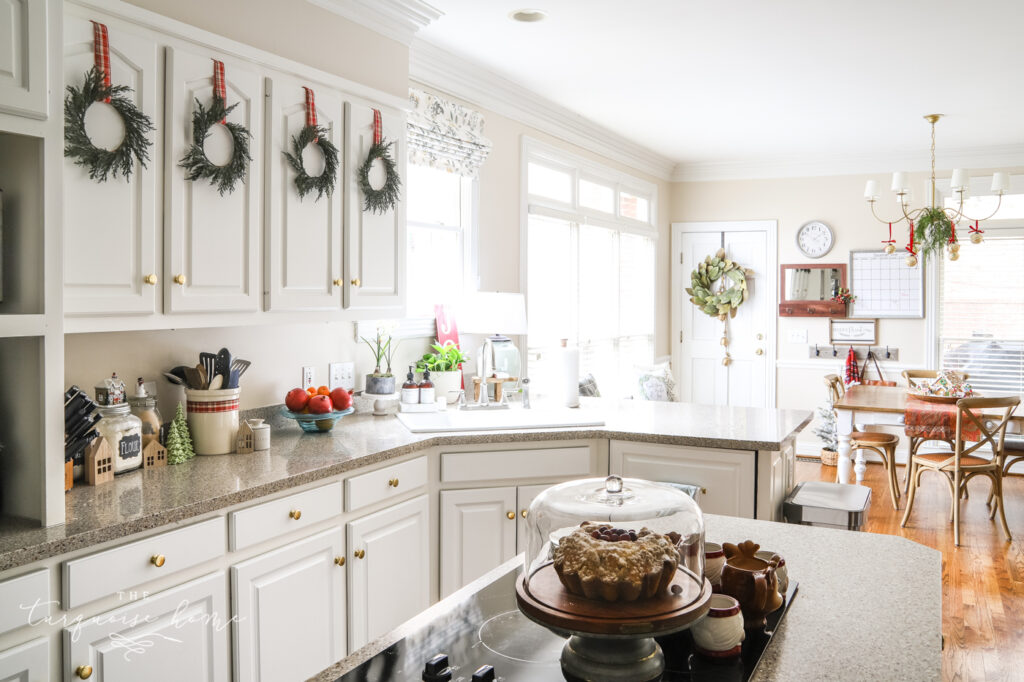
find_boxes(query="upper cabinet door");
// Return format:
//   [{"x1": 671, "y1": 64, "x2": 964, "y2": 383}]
[
  {"x1": 165, "y1": 46, "x2": 262, "y2": 314},
  {"x1": 0, "y1": 0, "x2": 48, "y2": 119},
  {"x1": 343, "y1": 102, "x2": 405, "y2": 313},
  {"x1": 63, "y1": 12, "x2": 159, "y2": 316},
  {"x1": 264, "y1": 74, "x2": 343, "y2": 312}
]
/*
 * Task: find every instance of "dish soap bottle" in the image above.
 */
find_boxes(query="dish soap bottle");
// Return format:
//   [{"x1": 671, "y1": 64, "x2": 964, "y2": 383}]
[
  {"x1": 402, "y1": 366, "x2": 420, "y2": 404},
  {"x1": 419, "y1": 369, "x2": 435, "y2": 405}
]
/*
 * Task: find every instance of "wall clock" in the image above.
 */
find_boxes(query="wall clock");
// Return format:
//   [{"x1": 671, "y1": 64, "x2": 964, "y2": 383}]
[{"x1": 796, "y1": 220, "x2": 834, "y2": 259}]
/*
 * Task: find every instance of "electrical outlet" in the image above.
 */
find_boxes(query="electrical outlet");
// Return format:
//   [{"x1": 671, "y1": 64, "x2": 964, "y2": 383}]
[
  {"x1": 788, "y1": 328, "x2": 808, "y2": 344},
  {"x1": 330, "y1": 361, "x2": 355, "y2": 391},
  {"x1": 302, "y1": 366, "x2": 315, "y2": 390}
]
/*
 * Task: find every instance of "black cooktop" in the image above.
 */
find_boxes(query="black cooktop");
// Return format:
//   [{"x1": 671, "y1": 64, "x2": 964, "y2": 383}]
[{"x1": 338, "y1": 567, "x2": 797, "y2": 682}]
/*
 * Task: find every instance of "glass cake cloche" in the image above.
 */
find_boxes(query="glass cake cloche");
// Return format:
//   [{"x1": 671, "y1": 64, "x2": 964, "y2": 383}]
[{"x1": 524, "y1": 475, "x2": 706, "y2": 603}]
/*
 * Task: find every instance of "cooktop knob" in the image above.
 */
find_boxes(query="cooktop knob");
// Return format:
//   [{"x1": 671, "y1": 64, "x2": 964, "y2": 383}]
[
  {"x1": 422, "y1": 653, "x2": 452, "y2": 682},
  {"x1": 471, "y1": 665, "x2": 495, "y2": 682}
]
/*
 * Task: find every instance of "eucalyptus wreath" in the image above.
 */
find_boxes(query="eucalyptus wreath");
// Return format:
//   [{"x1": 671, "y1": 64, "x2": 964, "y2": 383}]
[
  {"x1": 358, "y1": 139, "x2": 402, "y2": 214},
  {"x1": 283, "y1": 125, "x2": 339, "y2": 200},
  {"x1": 179, "y1": 96, "x2": 252, "y2": 196},
  {"x1": 913, "y1": 207, "x2": 954, "y2": 261},
  {"x1": 64, "y1": 67, "x2": 154, "y2": 182},
  {"x1": 685, "y1": 249, "x2": 753, "y2": 320}
]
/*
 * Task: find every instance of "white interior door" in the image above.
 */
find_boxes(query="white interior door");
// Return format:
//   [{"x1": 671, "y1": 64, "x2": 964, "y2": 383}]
[
  {"x1": 723, "y1": 230, "x2": 769, "y2": 407},
  {"x1": 677, "y1": 231, "x2": 729, "y2": 404}
]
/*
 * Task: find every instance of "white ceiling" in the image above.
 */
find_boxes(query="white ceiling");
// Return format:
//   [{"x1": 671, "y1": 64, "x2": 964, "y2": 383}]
[{"x1": 415, "y1": 0, "x2": 1024, "y2": 179}]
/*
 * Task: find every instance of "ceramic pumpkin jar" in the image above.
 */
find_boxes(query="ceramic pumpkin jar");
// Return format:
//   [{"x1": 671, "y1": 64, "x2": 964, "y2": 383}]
[{"x1": 719, "y1": 540, "x2": 783, "y2": 628}]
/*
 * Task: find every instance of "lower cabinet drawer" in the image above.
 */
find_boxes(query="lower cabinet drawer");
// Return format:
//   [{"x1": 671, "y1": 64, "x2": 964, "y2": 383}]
[
  {"x1": 344, "y1": 456, "x2": 427, "y2": 512},
  {"x1": 62, "y1": 517, "x2": 226, "y2": 609},
  {"x1": 0, "y1": 568, "x2": 48, "y2": 636},
  {"x1": 440, "y1": 446, "x2": 593, "y2": 483},
  {"x1": 229, "y1": 481, "x2": 343, "y2": 551}
]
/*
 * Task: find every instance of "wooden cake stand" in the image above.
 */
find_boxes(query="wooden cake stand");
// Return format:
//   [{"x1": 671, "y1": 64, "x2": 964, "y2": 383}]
[{"x1": 516, "y1": 563, "x2": 712, "y2": 681}]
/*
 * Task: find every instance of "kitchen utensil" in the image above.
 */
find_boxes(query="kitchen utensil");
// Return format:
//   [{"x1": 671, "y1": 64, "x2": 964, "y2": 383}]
[
  {"x1": 281, "y1": 406, "x2": 354, "y2": 433},
  {"x1": 184, "y1": 367, "x2": 204, "y2": 390},
  {"x1": 163, "y1": 372, "x2": 186, "y2": 386},
  {"x1": 230, "y1": 357, "x2": 251, "y2": 378},
  {"x1": 199, "y1": 352, "x2": 218, "y2": 384},
  {"x1": 166, "y1": 366, "x2": 190, "y2": 385},
  {"x1": 214, "y1": 348, "x2": 232, "y2": 384},
  {"x1": 208, "y1": 374, "x2": 224, "y2": 390},
  {"x1": 720, "y1": 540, "x2": 783, "y2": 629},
  {"x1": 226, "y1": 368, "x2": 240, "y2": 389},
  {"x1": 196, "y1": 364, "x2": 210, "y2": 390}
]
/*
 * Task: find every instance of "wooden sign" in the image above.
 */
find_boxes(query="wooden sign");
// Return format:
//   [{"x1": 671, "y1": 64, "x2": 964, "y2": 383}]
[{"x1": 85, "y1": 437, "x2": 114, "y2": 486}]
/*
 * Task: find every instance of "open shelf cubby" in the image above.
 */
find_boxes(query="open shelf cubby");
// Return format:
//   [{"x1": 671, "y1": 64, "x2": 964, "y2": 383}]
[{"x1": 0, "y1": 132, "x2": 45, "y2": 319}]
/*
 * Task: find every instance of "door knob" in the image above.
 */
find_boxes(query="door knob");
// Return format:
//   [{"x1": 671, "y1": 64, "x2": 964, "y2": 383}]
[
  {"x1": 755, "y1": 348, "x2": 764, "y2": 356},
  {"x1": 143, "y1": 274, "x2": 158, "y2": 285},
  {"x1": 351, "y1": 278, "x2": 361, "y2": 287},
  {"x1": 173, "y1": 274, "x2": 187, "y2": 285},
  {"x1": 333, "y1": 278, "x2": 343, "y2": 287},
  {"x1": 76, "y1": 666, "x2": 93, "y2": 679},
  {"x1": 150, "y1": 554, "x2": 166, "y2": 567},
  {"x1": 354, "y1": 549, "x2": 365, "y2": 559}
]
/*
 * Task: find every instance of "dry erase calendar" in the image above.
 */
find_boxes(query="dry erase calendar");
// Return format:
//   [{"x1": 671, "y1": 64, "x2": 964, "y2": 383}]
[{"x1": 849, "y1": 249, "x2": 924, "y2": 318}]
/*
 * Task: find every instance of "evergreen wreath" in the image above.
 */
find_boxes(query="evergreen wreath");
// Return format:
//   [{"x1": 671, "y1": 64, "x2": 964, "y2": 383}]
[
  {"x1": 913, "y1": 207, "x2": 954, "y2": 262},
  {"x1": 283, "y1": 125, "x2": 339, "y2": 200},
  {"x1": 179, "y1": 96, "x2": 252, "y2": 196},
  {"x1": 358, "y1": 139, "x2": 402, "y2": 214},
  {"x1": 64, "y1": 67, "x2": 155, "y2": 182},
  {"x1": 685, "y1": 249, "x2": 753, "y2": 320}
]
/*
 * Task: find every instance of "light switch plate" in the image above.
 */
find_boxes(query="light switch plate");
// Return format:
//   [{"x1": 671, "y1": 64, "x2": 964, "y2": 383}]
[
  {"x1": 302, "y1": 366, "x2": 315, "y2": 390},
  {"x1": 788, "y1": 328, "x2": 808, "y2": 344},
  {"x1": 329, "y1": 362, "x2": 355, "y2": 391}
]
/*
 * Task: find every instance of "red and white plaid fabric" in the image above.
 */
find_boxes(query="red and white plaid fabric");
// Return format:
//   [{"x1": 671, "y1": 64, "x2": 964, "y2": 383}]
[
  {"x1": 186, "y1": 399, "x2": 239, "y2": 414},
  {"x1": 303, "y1": 86, "x2": 318, "y2": 141},
  {"x1": 843, "y1": 347, "x2": 860, "y2": 387},
  {"x1": 212, "y1": 59, "x2": 227, "y2": 123},
  {"x1": 905, "y1": 399, "x2": 981, "y2": 443},
  {"x1": 372, "y1": 108, "x2": 382, "y2": 145},
  {"x1": 91, "y1": 21, "x2": 112, "y2": 102}
]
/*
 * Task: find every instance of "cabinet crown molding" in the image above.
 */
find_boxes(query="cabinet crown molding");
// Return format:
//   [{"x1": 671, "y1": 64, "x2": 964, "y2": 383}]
[{"x1": 307, "y1": 0, "x2": 443, "y2": 46}]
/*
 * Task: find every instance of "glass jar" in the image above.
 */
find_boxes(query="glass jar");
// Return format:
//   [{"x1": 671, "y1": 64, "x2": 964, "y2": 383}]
[
  {"x1": 128, "y1": 395, "x2": 162, "y2": 449},
  {"x1": 96, "y1": 404, "x2": 143, "y2": 473}
]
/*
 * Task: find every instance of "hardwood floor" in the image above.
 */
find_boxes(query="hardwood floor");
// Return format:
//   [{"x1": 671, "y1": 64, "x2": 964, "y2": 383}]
[{"x1": 795, "y1": 460, "x2": 1024, "y2": 681}]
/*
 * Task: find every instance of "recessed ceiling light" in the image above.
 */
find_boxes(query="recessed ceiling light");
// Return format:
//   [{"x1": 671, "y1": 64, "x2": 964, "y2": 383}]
[{"x1": 509, "y1": 8, "x2": 547, "y2": 22}]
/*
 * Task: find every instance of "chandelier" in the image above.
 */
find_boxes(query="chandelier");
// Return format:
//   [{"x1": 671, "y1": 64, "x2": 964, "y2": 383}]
[{"x1": 863, "y1": 114, "x2": 1009, "y2": 266}]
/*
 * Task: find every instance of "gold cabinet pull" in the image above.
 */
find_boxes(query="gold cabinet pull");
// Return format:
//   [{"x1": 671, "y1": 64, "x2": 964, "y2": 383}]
[
  {"x1": 150, "y1": 554, "x2": 166, "y2": 567},
  {"x1": 334, "y1": 556, "x2": 345, "y2": 567},
  {"x1": 350, "y1": 278, "x2": 361, "y2": 287},
  {"x1": 506, "y1": 511, "x2": 515, "y2": 520},
  {"x1": 76, "y1": 665, "x2": 93, "y2": 679},
  {"x1": 701, "y1": 487, "x2": 708, "y2": 495},
  {"x1": 354, "y1": 549, "x2": 365, "y2": 559},
  {"x1": 755, "y1": 348, "x2": 764, "y2": 356},
  {"x1": 289, "y1": 509, "x2": 302, "y2": 520},
  {"x1": 388, "y1": 477, "x2": 399, "y2": 488},
  {"x1": 521, "y1": 509, "x2": 528, "y2": 518},
  {"x1": 333, "y1": 278, "x2": 343, "y2": 287},
  {"x1": 143, "y1": 274, "x2": 158, "y2": 285},
  {"x1": 173, "y1": 274, "x2": 187, "y2": 286}
]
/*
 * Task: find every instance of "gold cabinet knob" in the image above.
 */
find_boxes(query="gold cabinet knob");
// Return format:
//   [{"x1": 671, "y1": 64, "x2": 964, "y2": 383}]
[
  {"x1": 76, "y1": 665, "x2": 93, "y2": 679},
  {"x1": 388, "y1": 478, "x2": 399, "y2": 488},
  {"x1": 173, "y1": 274, "x2": 186, "y2": 286},
  {"x1": 701, "y1": 487, "x2": 708, "y2": 495},
  {"x1": 521, "y1": 509, "x2": 528, "y2": 518},
  {"x1": 350, "y1": 278, "x2": 361, "y2": 287},
  {"x1": 150, "y1": 554, "x2": 166, "y2": 567},
  {"x1": 333, "y1": 278, "x2": 343, "y2": 287},
  {"x1": 354, "y1": 549, "x2": 365, "y2": 559},
  {"x1": 755, "y1": 348, "x2": 764, "y2": 356},
  {"x1": 506, "y1": 511, "x2": 515, "y2": 520},
  {"x1": 289, "y1": 509, "x2": 302, "y2": 520},
  {"x1": 334, "y1": 556, "x2": 345, "y2": 567},
  {"x1": 143, "y1": 273, "x2": 158, "y2": 285}
]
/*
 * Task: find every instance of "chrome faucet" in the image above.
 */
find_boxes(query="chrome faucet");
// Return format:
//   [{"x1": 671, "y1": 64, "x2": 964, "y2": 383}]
[{"x1": 521, "y1": 377, "x2": 531, "y2": 409}]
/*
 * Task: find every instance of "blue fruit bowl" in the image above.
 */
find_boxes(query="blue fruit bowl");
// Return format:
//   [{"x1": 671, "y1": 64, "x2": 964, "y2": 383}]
[{"x1": 281, "y1": 406, "x2": 355, "y2": 433}]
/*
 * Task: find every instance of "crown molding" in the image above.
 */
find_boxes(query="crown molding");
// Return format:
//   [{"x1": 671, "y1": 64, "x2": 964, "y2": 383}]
[
  {"x1": 672, "y1": 144, "x2": 1024, "y2": 183},
  {"x1": 306, "y1": 0, "x2": 442, "y2": 46},
  {"x1": 410, "y1": 40, "x2": 677, "y2": 181}
]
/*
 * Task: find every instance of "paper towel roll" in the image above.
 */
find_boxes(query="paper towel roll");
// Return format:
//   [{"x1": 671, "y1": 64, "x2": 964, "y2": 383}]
[{"x1": 560, "y1": 340, "x2": 579, "y2": 408}]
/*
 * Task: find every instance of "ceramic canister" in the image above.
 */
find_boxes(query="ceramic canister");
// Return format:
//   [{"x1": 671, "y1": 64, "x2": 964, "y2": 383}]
[
  {"x1": 691, "y1": 593, "x2": 745, "y2": 658},
  {"x1": 185, "y1": 388, "x2": 241, "y2": 455},
  {"x1": 248, "y1": 419, "x2": 271, "y2": 451},
  {"x1": 705, "y1": 542, "x2": 726, "y2": 589},
  {"x1": 755, "y1": 550, "x2": 788, "y2": 594}
]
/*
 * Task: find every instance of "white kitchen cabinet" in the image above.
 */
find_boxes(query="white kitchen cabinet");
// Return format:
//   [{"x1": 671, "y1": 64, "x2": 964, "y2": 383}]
[
  {"x1": 264, "y1": 74, "x2": 343, "y2": 312},
  {"x1": 346, "y1": 494, "x2": 428, "y2": 651},
  {"x1": 343, "y1": 102, "x2": 405, "y2": 313},
  {"x1": 610, "y1": 441, "x2": 756, "y2": 518},
  {"x1": 62, "y1": 11, "x2": 160, "y2": 316},
  {"x1": 64, "y1": 572, "x2": 230, "y2": 682},
  {"x1": 515, "y1": 483, "x2": 553, "y2": 550},
  {"x1": 440, "y1": 487, "x2": 517, "y2": 597},
  {"x1": 0, "y1": 637, "x2": 48, "y2": 681},
  {"x1": 0, "y1": 0, "x2": 48, "y2": 119},
  {"x1": 164, "y1": 46, "x2": 262, "y2": 314},
  {"x1": 231, "y1": 527, "x2": 346, "y2": 682}
]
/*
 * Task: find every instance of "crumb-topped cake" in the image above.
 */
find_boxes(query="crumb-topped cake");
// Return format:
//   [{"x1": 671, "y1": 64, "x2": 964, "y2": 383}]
[{"x1": 552, "y1": 522, "x2": 682, "y2": 602}]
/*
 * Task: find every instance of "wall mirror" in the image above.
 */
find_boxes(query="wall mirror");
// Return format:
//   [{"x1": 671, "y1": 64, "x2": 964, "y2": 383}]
[{"x1": 779, "y1": 263, "x2": 847, "y2": 317}]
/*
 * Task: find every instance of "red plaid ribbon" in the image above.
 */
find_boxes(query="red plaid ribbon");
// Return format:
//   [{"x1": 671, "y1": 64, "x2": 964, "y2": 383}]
[
  {"x1": 905, "y1": 400, "x2": 981, "y2": 443},
  {"x1": 882, "y1": 222, "x2": 896, "y2": 246},
  {"x1": 372, "y1": 108, "x2": 382, "y2": 145},
  {"x1": 303, "y1": 86, "x2": 318, "y2": 142},
  {"x1": 186, "y1": 399, "x2": 239, "y2": 414},
  {"x1": 91, "y1": 21, "x2": 112, "y2": 102},
  {"x1": 212, "y1": 59, "x2": 227, "y2": 123}
]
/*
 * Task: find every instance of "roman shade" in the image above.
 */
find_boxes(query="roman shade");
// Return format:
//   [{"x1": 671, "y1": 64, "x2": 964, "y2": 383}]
[{"x1": 407, "y1": 88, "x2": 492, "y2": 178}]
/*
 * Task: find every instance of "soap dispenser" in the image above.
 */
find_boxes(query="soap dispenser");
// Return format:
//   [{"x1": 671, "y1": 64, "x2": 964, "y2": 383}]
[
  {"x1": 402, "y1": 366, "x2": 420, "y2": 404},
  {"x1": 419, "y1": 369, "x2": 435, "y2": 405}
]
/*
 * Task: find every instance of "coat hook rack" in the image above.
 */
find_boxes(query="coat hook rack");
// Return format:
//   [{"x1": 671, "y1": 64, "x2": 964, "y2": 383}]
[
  {"x1": 814, "y1": 344, "x2": 820, "y2": 357},
  {"x1": 808, "y1": 345, "x2": 899, "y2": 361},
  {"x1": 832, "y1": 344, "x2": 838, "y2": 357}
]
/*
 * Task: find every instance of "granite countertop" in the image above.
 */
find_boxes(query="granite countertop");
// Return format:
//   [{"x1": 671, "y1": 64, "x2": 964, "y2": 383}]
[
  {"x1": 315, "y1": 514, "x2": 941, "y2": 682},
  {"x1": 0, "y1": 399, "x2": 811, "y2": 573}
]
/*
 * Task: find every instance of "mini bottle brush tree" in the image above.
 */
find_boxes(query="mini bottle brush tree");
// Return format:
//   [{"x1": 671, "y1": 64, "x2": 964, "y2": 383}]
[
  {"x1": 166, "y1": 402, "x2": 196, "y2": 464},
  {"x1": 813, "y1": 403, "x2": 839, "y2": 453}
]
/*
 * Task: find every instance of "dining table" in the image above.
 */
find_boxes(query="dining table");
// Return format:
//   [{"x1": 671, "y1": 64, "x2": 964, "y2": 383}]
[{"x1": 833, "y1": 384, "x2": 1024, "y2": 485}]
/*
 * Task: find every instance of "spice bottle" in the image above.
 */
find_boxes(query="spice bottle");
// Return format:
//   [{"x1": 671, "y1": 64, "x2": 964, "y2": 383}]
[
  {"x1": 418, "y1": 369, "x2": 435, "y2": 405},
  {"x1": 95, "y1": 403, "x2": 143, "y2": 473},
  {"x1": 402, "y1": 366, "x2": 420, "y2": 404},
  {"x1": 128, "y1": 378, "x2": 162, "y2": 449}
]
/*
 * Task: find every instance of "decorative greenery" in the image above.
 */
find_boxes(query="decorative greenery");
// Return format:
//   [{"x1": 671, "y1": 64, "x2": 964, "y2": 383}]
[
  {"x1": 165, "y1": 402, "x2": 195, "y2": 464},
  {"x1": 283, "y1": 124, "x2": 339, "y2": 200},
  {"x1": 416, "y1": 341, "x2": 469, "y2": 372},
  {"x1": 358, "y1": 139, "x2": 402, "y2": 214},
  {"x1": 179, "y1": 96, "x2": 252, "y2": 195},
  {"x1": 361, "y1": 323, "x2": 399, "y2": 377},
  {"x1": 685, "y1": 249, "x2": 753, "y2": 321},
  {"x1": 913, "y1": 207, "x2": 954, "y2": 262},
  {"x1": 831, "y1": 288, "x2": 856, "y2": 305},
  {"x1": 64, "y1": 68, "x2": 155, "y2": 182},
  {"x1": 813, "y1": 403, "x2": 838, "y2": 452}
]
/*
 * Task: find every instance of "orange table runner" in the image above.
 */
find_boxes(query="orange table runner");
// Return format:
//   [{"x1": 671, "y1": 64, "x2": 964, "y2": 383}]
[{"x1": 904, "y1": 398, "x2": 980, "y2": 442}]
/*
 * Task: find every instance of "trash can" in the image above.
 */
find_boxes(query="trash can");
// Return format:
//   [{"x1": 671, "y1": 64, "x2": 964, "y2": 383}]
[{"x1": 783, "y1": 481, "x2": 871, "y2": 531}]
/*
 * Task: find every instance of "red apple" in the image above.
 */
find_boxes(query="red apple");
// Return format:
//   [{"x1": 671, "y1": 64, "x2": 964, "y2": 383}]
[
  {"x1": 330, "y1": 387, "x2": 352, "y2": 411},
  {"x1": 285, "y1": 387, "x2": 310, "y2": 412},
  {"x1": 308, "y1": 394, "x2": 333, "y2": 414}
]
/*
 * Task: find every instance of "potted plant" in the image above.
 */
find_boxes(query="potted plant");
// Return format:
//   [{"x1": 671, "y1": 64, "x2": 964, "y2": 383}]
[
  {"x1": 813, "y1": 402, "x2": 839, "y2": 466},
  {"x1": 361, "y1": 323, "x2": 399, "y2": 395},
  {"x1": 416, "y1": 341, "x2": 469, "y2": 404}
]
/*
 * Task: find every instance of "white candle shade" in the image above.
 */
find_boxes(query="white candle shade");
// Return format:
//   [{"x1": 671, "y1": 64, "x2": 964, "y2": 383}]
[
  {"x1": 891, "y1": 172, "x2": 909, "y2": 193},
  {"x1": 950, "y1": 169, "x2": 969, "y2": 190},
  {"x1": 864, "y1": 180, "x2": 879, "y2": 200},
  {"x1": 991, "y1": 172, "x2": 1010, "y2": 193}
]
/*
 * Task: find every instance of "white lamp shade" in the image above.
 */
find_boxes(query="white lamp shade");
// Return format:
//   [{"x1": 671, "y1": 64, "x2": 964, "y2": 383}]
[
  {"x1": 891, "y1": 172, "x2": 909, "y2": 192},
  {"x1": 864, "y1": 180, "x2": 879, "y2": 200},
  {"x1": 991, "y1": 172, "x2": 1010, "y2": 193},
  {"x1": 950, "y1": 168, "x2": 969, "y2": 190},
  {"x1": 458, "y1": 292, "x2": 528, "y2": 335}
]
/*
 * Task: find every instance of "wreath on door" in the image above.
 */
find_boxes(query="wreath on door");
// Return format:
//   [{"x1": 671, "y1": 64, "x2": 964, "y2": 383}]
[
  {"x1": 357, "y1": 109, "x2": 401, "y2": 214},
  {"x1": 282, "y1": 87, "x2": 339, "y2": 200},
  {"x1": 685, "y1": 249, "x2": 753, "y2": 367}
]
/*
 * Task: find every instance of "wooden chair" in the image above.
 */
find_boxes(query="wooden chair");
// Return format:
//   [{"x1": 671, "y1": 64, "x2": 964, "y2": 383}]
[
  {"x1": 901, "y1": 396, "x2": 1020, "y2": 547},
  {"x1": 900, "y1": 369, "x2": 969, "y2": 389},
  {"x1": 900, "y1": 369, "x2": 970, "y2": 493},
  {"x1": 823, "y1": 374, "x2": 901, "y2": 509}
]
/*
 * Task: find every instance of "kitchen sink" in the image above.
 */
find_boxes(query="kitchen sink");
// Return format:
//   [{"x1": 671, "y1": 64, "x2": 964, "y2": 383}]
[{"x1": 395, "y1": 406, "x2": 605, "y2": 433}]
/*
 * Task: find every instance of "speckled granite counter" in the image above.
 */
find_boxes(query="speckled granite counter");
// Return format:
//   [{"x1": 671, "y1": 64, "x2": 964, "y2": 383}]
[
  {"x1": 314, "y1": 514, "x2": 941, "y2": 682},
  {"x1": 0, "y1": 399, "x2": 810, "y2": 573}
]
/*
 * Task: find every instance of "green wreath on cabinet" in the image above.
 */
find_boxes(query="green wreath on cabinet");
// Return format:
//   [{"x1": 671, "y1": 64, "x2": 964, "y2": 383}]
[
  {"x1": 283, "y1": 124, "x2": 339, "y2": 200},
  {"x1": 178, "y1": 96, "x2": 253, "y2": 196}
]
